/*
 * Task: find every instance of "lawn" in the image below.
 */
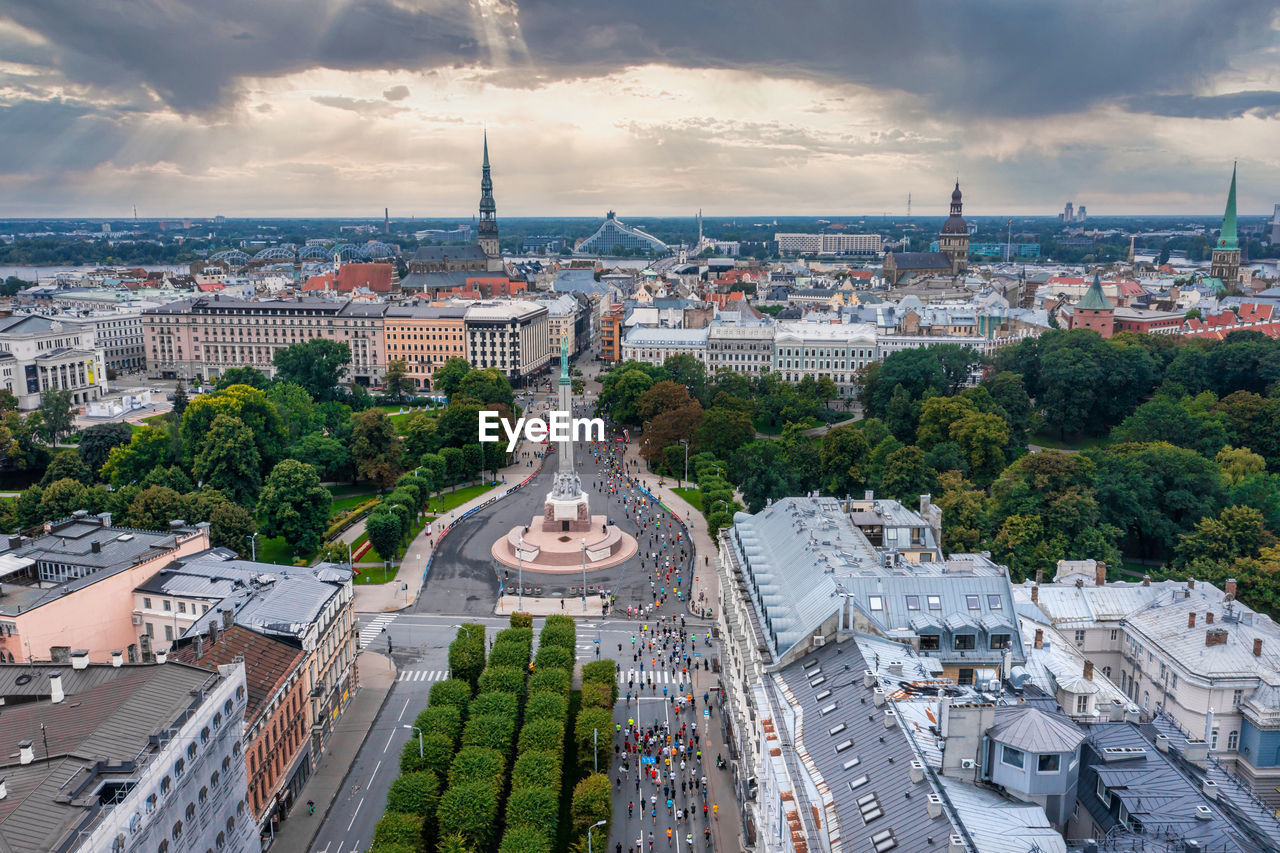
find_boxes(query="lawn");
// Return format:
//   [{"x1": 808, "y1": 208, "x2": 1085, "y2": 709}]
[
  {"x1": 1029, "y1": 431, "x2": 1110, "y2": 452},
  {"x1": 426, "y1": 483, "x2": 496, "y2": 515},
  {"x1": 140, "y1": 413, "x2": 169, "y2": 427},
  {"x1": 254, "y1": 536, "x2": 309, "y2": 566},
  {"x1": 672, "y1": 487, "x2": 703, "y2": 511},
  {"x1": 354, "y1": 517, "x2": 432, "y2": 583},
  {"x1": 329, "y1": 492, "x2": 378, "y2": 517}
]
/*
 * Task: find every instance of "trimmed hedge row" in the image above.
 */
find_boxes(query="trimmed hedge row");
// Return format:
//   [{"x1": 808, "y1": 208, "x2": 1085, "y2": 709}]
[{"x1": 501, "y1": 616, "x2": 576, "y2": 851}]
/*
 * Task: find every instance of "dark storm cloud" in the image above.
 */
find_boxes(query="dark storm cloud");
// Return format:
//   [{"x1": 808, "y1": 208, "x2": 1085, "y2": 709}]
[
  {"x1": 2, "y1": 0, "x2": 1276, "y2": 118},
  {"x1": 1123, "y1": 90, "x2": 1280, "y2": 119}
]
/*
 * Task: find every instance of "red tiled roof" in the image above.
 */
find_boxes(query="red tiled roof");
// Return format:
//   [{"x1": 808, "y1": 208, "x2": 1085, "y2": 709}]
[
  {"x1": 336, "y1": 263, "x2": 396, "y2": 293},
  {"x1": 197, "y1": 282, "x2": 225, "y2": 292},
  {"x1": 302, "y1": 274, "x2": 334, "y2": 292},
  {"x1": 171, "y1": 625, "x2": 304, "y2": 725}
]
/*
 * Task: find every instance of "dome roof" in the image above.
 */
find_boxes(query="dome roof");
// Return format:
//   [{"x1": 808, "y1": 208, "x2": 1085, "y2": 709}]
[
  {"x1": 952, "y1": 181, "x2": 962, "y2": 202},
  {"x1": 942, "y1": 215, "x2": 968, "y2": 235}
]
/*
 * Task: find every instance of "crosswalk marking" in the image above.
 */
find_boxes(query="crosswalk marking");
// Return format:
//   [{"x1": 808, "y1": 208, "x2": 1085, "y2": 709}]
[
  {"x1": 358, "y1": 614, "x2": 396, "y2": 650},
  {"x1": 396, "y1": 669, "x2": 447, "y2": 683},
  {"x1": 617, "y1": 668, "x2": 683, "y2": 685}
]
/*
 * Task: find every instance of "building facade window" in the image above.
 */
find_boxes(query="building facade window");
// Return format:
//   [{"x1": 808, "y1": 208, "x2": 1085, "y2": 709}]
[{"x1": 1001, "y1": 746, "x2": 1024, "y2": 769}]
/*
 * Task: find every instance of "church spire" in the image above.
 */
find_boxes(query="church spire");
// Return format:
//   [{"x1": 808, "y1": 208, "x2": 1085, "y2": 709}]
[
  {"x1": 477, "y1": 131, "x2": 499, "y2": 263},
  {"x1": 1218, "y1": 161, "x2": 1238, "y2": 250}
]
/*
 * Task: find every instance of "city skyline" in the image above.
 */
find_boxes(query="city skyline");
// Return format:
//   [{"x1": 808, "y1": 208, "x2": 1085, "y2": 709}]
[{"x1": 1, "y1": 1, "x2": 1278, "y2": 217}]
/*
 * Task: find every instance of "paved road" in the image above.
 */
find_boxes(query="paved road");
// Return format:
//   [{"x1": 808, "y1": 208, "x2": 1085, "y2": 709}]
[{"x1": 415, "y1": 425, "x2": 694, "y2": 619}]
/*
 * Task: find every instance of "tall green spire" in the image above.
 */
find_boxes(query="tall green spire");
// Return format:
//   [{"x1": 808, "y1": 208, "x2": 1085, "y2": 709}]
[
  {"x1": 1076, "y1": 273, "x2": 1114, "y2": 311},
  {"x1": 1218, "y1": 161, "x2": 1238, "y2": 250}
]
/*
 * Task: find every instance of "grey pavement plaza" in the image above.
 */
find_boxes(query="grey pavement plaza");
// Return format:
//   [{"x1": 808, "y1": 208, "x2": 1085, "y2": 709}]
[{"x1": 298, "y1": 375, "x2": 740, "y2": 852}]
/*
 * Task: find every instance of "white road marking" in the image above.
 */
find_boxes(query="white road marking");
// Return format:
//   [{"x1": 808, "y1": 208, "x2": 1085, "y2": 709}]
[{"x1": 346, "y1": 799, "x2": 362, "y2": 832}]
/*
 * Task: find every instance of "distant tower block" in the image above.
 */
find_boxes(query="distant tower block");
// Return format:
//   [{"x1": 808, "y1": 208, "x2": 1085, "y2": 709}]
[{"x1": 384, "y1": 207, "x2": 389, "y2": 233}]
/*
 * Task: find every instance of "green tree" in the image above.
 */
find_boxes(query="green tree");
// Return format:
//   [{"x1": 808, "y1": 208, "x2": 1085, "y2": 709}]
[
  {"x1": 441, "y1": 447, "x2": 465, "y2": 487},
  {"x1": 696, "y1": 406, "x2": 754, "y2": 461},
  {"x1": 365, "y1": 511, "x2": 403, "y2": 563},
  {"x1": 371, "y1": 812, "x2": 425, "y2": 851},
  {"x1": 126, "y1": 485, "x2": 188, "y2": 531},
  {"x1": 287, "y1": 433, "x2": 354, "y2": 482},
  {"x1": 1174, "y1": 505, "x2": 1275, "y2": 571},
  {"x1": 436, "y1": 782, "x2": 497, "y2": 851},
  {"x1": 39, "y1": 477, "x2": 90, "y2": 520},
  {"x1": 351, "y1": 409, "x2": 404, "y2": 487},
  {"x1": 384, "y1": 359, "x2": 412, "y2": 401},
  {"x1": 663, "y1": 353, "x2": 707, "y2": 403},
  {"x1": 456, "y1": 368, "x2": 515, "y2": 409},
  {"x1": 569, "y1": 774, "x2": 612, "y2": 838},
  {"x1": 208, "y1": 502, "x2": 257, "y2": 552},
  {"x1": 860, "y1": 348, "x2": 948, "y2": 421},
  {"x1": 170, "y1": 381, "x2": 189, "y2": 418},
  {"x1": 949, "y1": 411, "x2": 1011, "y2": 486},
  {"x1": 41, "y1": 451, "x2": 92, "y2": 486},
  {"x1": 878, "y1": 446, "x2": 935, "y2": 502},
  {"x1": 100, "y1": 426, "x2": 172, "y2": 487},
  {"x1": 272, "y1": 339, "x2": 352, "y2": 401},
  {"x1": 180, "y1": 384, "x2": 287, "y2": 471},
  {"x1": 640, "y1": 402, "x2": 704, "y2": 465},
  {"x1": 983, "y1": 371, "x2": 1033, "y2": 447},
  {"x1": 38, "y1": 387, "x2": 75, "y2": 444},
  {"x1": 214, "y1": 366, "x2": 269, "y2": 390},
  {"x1": 819, "y1": 425, "x2": 871, "y2": 497},
  {"x1": 386, "y1": 771, "x2": 440, "y2": 819},
  {"x1": 77, "y1": 422, "x2": 133, "y2": 477},
  {"x1": 596, "y1": 367, "x2": 658, "y2": 425},
  {"x1": 433, "y1": 357, "x2": 472, "y2": 398},
  {"x1": 258, "y1": 460, "x2": 331, "y2": 554},
  {"x1": 267, "y1": 382, "x2": 316, "y2": 442},
  {"x1": 193, "y1": 415, "x2": 261, "y2": 505}
]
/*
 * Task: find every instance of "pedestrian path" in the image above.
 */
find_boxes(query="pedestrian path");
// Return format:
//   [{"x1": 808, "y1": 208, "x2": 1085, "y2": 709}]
[
  {"x1": 357, "y1": 614, "x2": 396, "y2": 649},
  {"x1": 396, "y1": 669, "x2": 448, "y2": 683}
]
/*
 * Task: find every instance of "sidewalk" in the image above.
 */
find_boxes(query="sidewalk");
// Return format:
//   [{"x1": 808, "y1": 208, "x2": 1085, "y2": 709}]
[
  {"x1": 269, "y1": 650, "x2": 396, "y2": 852},
  {"x1": 353, "y1": 447, "x2": 543, "y2": 613}
]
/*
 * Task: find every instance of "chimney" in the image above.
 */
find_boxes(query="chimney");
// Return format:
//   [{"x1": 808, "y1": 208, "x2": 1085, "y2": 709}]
[
  {"x1": 18, "y1": 741, "x2": 33, "y2": 765},
  {"x1": 1142, "y1": 574, "x2": 1151, "y2": 587},
  {"x1": 1206, "y1": 612, "x2": 1214, "y2": 624},
  {"x1": 926, "y1": 793, "x2": 944, "y2": 819},
  {"x1": 221, "y1": 608, "x2": 234, "y2": 630},
  {"x1": 1034, "y1": 629, "x2": 1044, "y2": 649},
  {"x1": 207, "y1": 619, "x2": 219, "y2": 646},
  {"x1": 97, "y1": 511, "x2": 112, "y2": 527},
  {"x1": 1034, "y1": 568, "x2": 1044, "y2": 585},
  {"x1": 0, "y1": 777, "x2": 6, "y2": 800},
  {"x1": 1031, "y1": 585, "x2": 1039, "y2": 604},
  {"x1": 1095, "y1": 561, "x2": 1106, "y2": 587},
  {"x1": 194, "y1": 635, "x2": 204, "y2": 659},
  {"x1": 1188, "y1": 578, "x2": 1196, "y2": 590},
  {"x1": 110, "y1": 650, "x2": 123, "y2": 668},
  {"x1": 90, "y1": 541, "x2": 101, "y2": 554},
  {"x1": 70, "y1": 649, "x2": 89, "y2": 670},
  {"x1": 1225, "y1": 578, "x2": 1237, "y2": 598},
  {"x1": 1254, "y1": 638, "x2": 1263, "y2": 657},
  {"x1": 156, "y1": 650, "x2": 168, "y2": 664},
  {"x1": 139, "y1": 634, "x2": 153, "y2": 663},
  {"x1": 1075, "y1": 578, "x2": 1084, "y2": 589},
  {"x1": 49, "y1": 670, "x2": 64, "y2": 704},
  {"x1": 1084, "y1": 660, "x2": 1095, "y2": 681},
  {"x1": 1206, "y1": 629, "x2": 1228, "y2": 647},
  {"x1": 1189, "y1": 612, "x2": 1197, "y2": 628}
]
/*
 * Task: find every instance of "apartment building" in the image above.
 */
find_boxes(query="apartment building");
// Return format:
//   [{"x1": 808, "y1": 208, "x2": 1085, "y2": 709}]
[
  {"x1": 172, "y1": 623, "x2": 311, "y2": 835},
  {"x1": 1019, "y1": 566, "x2": 1280, "y2": 806},
  {"x1": 135, "y1": 552, "x2": 358, "y2": 760},
  {"x1": 0, "y1": 657, "x2": 254, "y2": 853},
  {"x1": 383, "y1": 304, "x2": 468, "y2": 391},
  {"x1": 142, "y1": 296, "x2": 386, "y2": 386},
  {"x1": 706, "y1": 319, "x2": 774, "y2": 376},
  {"x1": 65, "y1": 311, "x2": 146, "y2": 373},
  {"x1": 773, "y1": 320, "x2": 876, "y2": 397},
  {"x1": 620, "y1": 327, "x2": 709, "y2": 365},
  {"x1": 0, "y1": 512, "x2": 211, "y2": 664},
  {"x1": 598, "y1": 302, "x2": 624, "y2": 363},
  {"x1": 463, "y1": 300, "x2": 550, "y2": 383},
  {"x1": 0, "y1": 314, "x2": 108, "y2": 409},
  {"x1": 774, "y1": 232, "x2": 882, "y2": 255}
]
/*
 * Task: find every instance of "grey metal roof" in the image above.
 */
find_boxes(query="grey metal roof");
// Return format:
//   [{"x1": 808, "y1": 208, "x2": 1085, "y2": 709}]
[
  {"x1": 773, "y1": 639, "x2": 954, "y2": 853},
  {"x1": 936, "y1": 777, "x2": 1066, "y2": 853},
  {"x1": 987, "y1": 706, "x2": 1085, "y2": 754},
  {"x1": 0, "y1": 662, "x2": 220, "y2": 853}
]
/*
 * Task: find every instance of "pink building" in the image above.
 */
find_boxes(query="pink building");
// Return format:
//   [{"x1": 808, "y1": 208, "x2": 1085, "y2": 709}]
[{"x1": 0, "y1": 512, "x2": 210, "y2": 664}]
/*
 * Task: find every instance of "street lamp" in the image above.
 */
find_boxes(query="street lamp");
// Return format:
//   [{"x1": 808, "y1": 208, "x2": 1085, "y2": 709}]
[
  {"x1": 403, "y1": 725, "x2": 423, "y2": 758},
  {"x1": 586, "y1": 819, "x2": 607, "y2": 853},
  {"x1": 711, "y1": 499, "x2": 729, "y2": 516},
  {"x1": 678, "y1": 438, "x2": 689, "y2": 486},
  {"x1": 517, "y1": 534, "x2": 526, "y2": 612},
  {"x1": 451, "y1": 623, "x2": 472, "y2": 640},
  {"x1": 247, "y1": 532, "x2": 258, "y2": 562},
  {"x1": 580, "y1": 539, "x2": 588, "y2": 608}
]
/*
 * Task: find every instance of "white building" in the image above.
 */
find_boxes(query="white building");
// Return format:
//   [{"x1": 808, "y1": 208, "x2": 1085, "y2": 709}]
[
  {"x1": 0, "y1": 657, "x2": 254, "y2": 853},
  {"x1": 774, "y1": 232, "x2": 882, "y2": 255},
  {"x1": 706, "y1": 319, "x2": 774, "y2": 377},
  {"x1": 619, "y1": 326, "x2": 709, "y2": 366},
  {"x1": 0, "y1": 315, "x2": 108, "y2": 410},
  {"x1": 773, "y1": 320, "x2": 876, "y2": 397},
  {"x1": 462, "y1": 300, "x2": 551, "y2": 383}
]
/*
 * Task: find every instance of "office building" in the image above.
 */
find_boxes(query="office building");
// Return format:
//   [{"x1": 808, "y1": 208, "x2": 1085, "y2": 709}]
[
  {"x1": 462, "y1": 300, "x2": 551, "y2": 382},
  {"x1": 773, "y1": 232, "x2": 882, "y2": 255},
  {"x1": 383, "y1": 304, "x2": 468, "y2": 391}
]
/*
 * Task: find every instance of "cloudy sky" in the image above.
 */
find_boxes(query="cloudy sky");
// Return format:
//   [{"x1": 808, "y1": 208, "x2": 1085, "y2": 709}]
[{"x1": 1, "y1": 0, "x2": 1278, "y2": 218}]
